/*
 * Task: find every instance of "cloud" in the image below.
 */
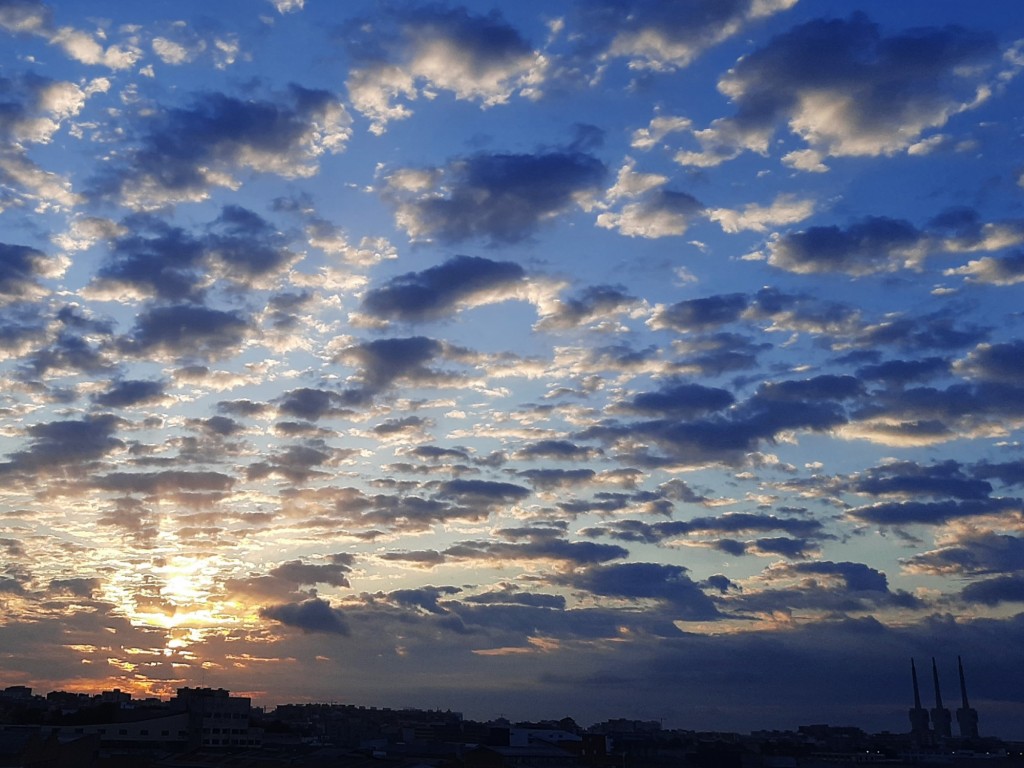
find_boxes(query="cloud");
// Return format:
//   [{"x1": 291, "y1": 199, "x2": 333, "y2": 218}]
[
  {"x1": 763, "y1": 217, "x2": 928, "y2": 275},
  {"x1": 119, "y1": 304, "x2": 250, "y2": 361},
  {"x1": 0, "y1": 1, "x2": 139, "y2": 70},
  {"x1": 344, "y1": 6, "x2": 546, "y2": 133},
  {"x1": 648, "y1": 293, "x2": 749, "y2": 332},
  {"x1": 383, "y1": 150, "x2": 605, "y2": 243},
  {"x1": 904, "y1": 532, "x2": 1024, "y2": 576},
  {"x1": 436, "y1": 478, "x2": 531, "y2": 507},
  {"x1": 723, "y1": 560, "x2": 921, "y2": 616},
  {"x1": 247, "y1": 443, "x2": 337, "y2": 484},
  {"x1": 616, "y1": 380, "x2": 735, "y2": 418},
  {"x1": 0, "y1": 414, "x2": 124, "y2": 479},
  {"x1": 94, "y1": 86, "x2": 350, "y2": 210},
  {"x1": 93, "y1": 470, "x2": 234, "y2": 495},
  {"x1": 582, "y1": 374, "x2": 858, "y2": 467},
  {"x1": 443, "y1": 537, "x2": 629, "y2": 569},
  {"x1": 386, "y1": 585, "x2": 462, "y2": 614},
  {"x1": 582, "y1": 512, "x2": 825, "y2": 546},
  {"x1": 596, "y1": 189, "x2": 703, "y2": 238},
  {"x1": 0, "y1": 73, "x2": 93, "y2": 209},
  {"x1": 518, "y1": 468, "x2": 596, "y2": 491},
  {"x1": 270, "y1": 0, "x2": 303, "y2": 12},
  {"x1": 673, "y1": 13, "x2": 1001, "y2": 167},
  {"x1": 845, "y1": 376, "x2": 1024, "y2": 447},
  {"x1": 92, "y1": 379, "x2": 167, "y2": 408},
  {"x1": 269, "y1": 560, "x2": 352, "y2": 588},
  {"x1": 849, "y1": 460, "x2": 992, "y2": 501},
  {"x1": 334, "y1": 336, "x2": 472, "y2": 398},
  {"x1": 946, "y1": 250, "x2": 1024, "y2": 285},
  {"x1": 0, "y1": 0, "x2": 52, "y2": 34},
  {"x1": 787, "y1": 560, "x2": 890, "y2": 592},
  {"x1": 276, "y1": 387, "x2": 359, "y2": 421},
  {"x1": 0, "y1": 242, "x2": 66, "y2": 304},
  {"x1": 631, "y1": 115, "x2": 692, "y2": 150},
  {"x1": 557, "y1": 562, "x2": 720, "y2": 620},
  {"x1": 464, "y1": 587, "x2": 566, "y2": 610},
  {"x1": 260, "y1": 597, "x2": 350, "y2": 634},
  {"x1": 960, "y1": 575, "x2": 1024, "y2": 606},
  {"x1": 708, "y1": 194, "x2": 815, "y2": 233},
  {"x1": 362, "y1": 254, "x2": 527, "y2": 322},
  {"x1": 408, "y1": 444, "x2": 469, "y2": 462},
  {"x1": 848, "y1": 497, "x2": 1021, "y2": 526},
  {"x1": 47, "y1": 577, "x2": 100, "y2": 598},
  {"x1": 513, "y1": 440, "x2": 600, "y2": 462},
  {"x1": 535, "y1": 285, "x2": 642, "y2": 331},
  {"x1": 856, "y1": 357, "x2": 950, "y2": 387},
  {"x1": 573, "y1": 0, "x2": 798, "y2": 73},
  {"x1": 973, "y1": 460, "x2": 1024, "y2": 488},
  {"x1": 955, "y1": 341, "x2": 1024, "y2": 384}
]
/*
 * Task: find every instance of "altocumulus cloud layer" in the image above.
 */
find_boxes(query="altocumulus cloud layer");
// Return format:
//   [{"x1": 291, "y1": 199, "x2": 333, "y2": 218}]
[{"x1": 1, "y1": 0, "x2": 1024, "y2": 736}]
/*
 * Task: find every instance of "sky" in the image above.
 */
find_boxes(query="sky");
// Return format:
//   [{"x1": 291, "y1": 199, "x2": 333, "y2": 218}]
[{"x1": 1, "y1": 0, "x2": 1024, "y2": 738}]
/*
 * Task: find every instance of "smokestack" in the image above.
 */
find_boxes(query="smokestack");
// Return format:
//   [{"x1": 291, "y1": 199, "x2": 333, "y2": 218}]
[
  {"x1": 956, "y1": 656, "x2": 980, "y2": 740},
  {"x1": 908, "y1": 659, "x2": 930, "y2": 741},
  {"x1": 958, "y1": 656, "x2": 970, "y2": 710},
  {"x1": 930, "y1": 657, "x2": 952, "y2": 739}
]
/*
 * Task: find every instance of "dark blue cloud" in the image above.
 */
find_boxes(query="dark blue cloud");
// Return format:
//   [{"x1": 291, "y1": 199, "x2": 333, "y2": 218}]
[
  {"x1": 768, "y1": 217, "x2": 923, "y2": 275},
  {"x1": 0, "y1": 242, "x2": 52, "y2": 301},
  {"x1": 618, "y1": 380, "x2": 735, "y2": 418},
  {"x1": 559, "y1": 562, "x2": 720, "y2": 620},
  {"x1": 362, "y1": 254, "x2": 526, "y2": 322},
  {"x1": 93, "y1": 379, "x2": 166, "y2": 408},
  {"x1": 905, "y1": 532, "x2": 1024, "y2": 576},
  {"x1": 651, "y1": 293, "x2": 748, "y2": 332},
  {"x1": 386, "y1": 150, "x2": 606, "y2": 243},
  {"x1": 92, "y1": 86, "x2": 348, "y2": 208},
  {"x1": 851, "y1": 460, "x2": 993, "y2": 501},
  {"x1": 0, "y1": 414, "x2": 124, "y2": 477},
  {"x1": 120, "y1": 304, "x2": 249, "y2": 360},
  {"x1": 849, "y1": 497, "x2": 1021, "y2": 526},
  {"x1": 260, "y1": 597, "x2": 350, "y2": 635}
]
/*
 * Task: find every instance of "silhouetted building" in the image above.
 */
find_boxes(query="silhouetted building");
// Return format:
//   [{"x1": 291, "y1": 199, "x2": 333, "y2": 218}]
[
  {"x1": 172, "y1": 686, "x2": 261, "y2": 749},
  {"x1": 956, "y1": 655, "x2": 980, "y2": 740},
  {"x1": 908, "y1": 658, "x2": 930, "y2": 742},
  {"x1": 930, "y1": 657, "x2": 952, "y2": 740}
]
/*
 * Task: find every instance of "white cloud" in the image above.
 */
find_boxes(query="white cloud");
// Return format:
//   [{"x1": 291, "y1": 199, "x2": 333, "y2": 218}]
[
  {"x1": 597, "y1": 199, "x2": 692, "y2": 238},
  {"x1": 50, "y1": 26, "x2": 141, "y2": 70},
  {"x1": 271, "y1": 0, "x2": 304, "y2": 13},
  {"x1": 630, "y1": 115, "x2": 691, "y2": 151},
  {"x1": 673, "y1": 15, "x2": 1008, "y2": 168},
  {"x1": 599, "y1": 0, "x2": 798, "y2": 72},
  {"x1": 604, "y1": 158, "x2": 668, "y2": 202},
  {"x1": 907, "y1": 134, "x2": 949, "y2": 156},
  {"x1": 346, "y1": 7, "x2": 547, "y2": 134},
  {"x1": 781, "y1": 148, "x2": 829, "y2": 173},
  {"x1": 945, "y1": 254, "x2": 1024, "y2": 286},
  {"x1": 708, "y1": 194, "x2": 815, "y2": 234},
  {"x1": 152, "y1": 37, "x2": 196, "y2": 65}
]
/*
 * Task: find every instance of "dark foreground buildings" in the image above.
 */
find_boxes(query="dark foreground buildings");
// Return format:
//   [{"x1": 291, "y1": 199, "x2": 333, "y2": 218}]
[{"x1": 0, "y1": 667, "x2": 1019, "y2": 767}]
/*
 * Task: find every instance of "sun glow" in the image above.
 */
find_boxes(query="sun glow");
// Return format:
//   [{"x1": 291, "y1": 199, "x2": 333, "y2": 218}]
[{"x1": 102, "y1": 549, "x2": 248, "y2": 660}]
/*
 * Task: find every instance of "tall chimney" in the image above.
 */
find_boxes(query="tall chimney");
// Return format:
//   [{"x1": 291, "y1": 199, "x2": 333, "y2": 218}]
[
  {"x1": 930, "y1": 657, "x2": 952, "y2": 739},
  {"x1": 956, "y1": 656, "x2": 980, "y2": 740},
  {"x1": 908, "y1": 659, "x2": 930, "y2": 741}
]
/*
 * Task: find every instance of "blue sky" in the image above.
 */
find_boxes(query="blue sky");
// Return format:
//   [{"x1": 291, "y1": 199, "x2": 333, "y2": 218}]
[{"x1": 1, "y1": 0, "x2": 1024, "y2": 737}]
